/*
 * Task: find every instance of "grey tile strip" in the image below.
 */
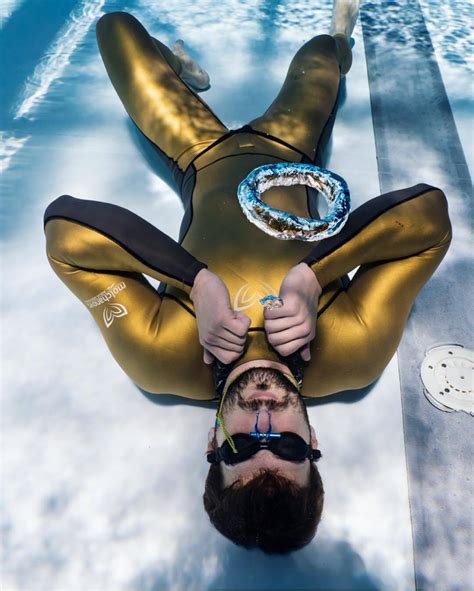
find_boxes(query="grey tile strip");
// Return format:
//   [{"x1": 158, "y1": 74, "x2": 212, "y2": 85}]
[{"x1": 360, "y1": 2, "x2": 473, "y2": 589}]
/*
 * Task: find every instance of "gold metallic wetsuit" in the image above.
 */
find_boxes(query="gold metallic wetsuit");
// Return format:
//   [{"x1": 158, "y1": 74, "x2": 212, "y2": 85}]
[{"x1": 44, "y1": 12, "x2": 452, "y2": 399}]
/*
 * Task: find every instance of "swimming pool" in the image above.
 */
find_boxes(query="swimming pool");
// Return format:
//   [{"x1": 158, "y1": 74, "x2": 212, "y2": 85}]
[{"x1": 1, "y1": 1, "x2": 472, "y2": 590}]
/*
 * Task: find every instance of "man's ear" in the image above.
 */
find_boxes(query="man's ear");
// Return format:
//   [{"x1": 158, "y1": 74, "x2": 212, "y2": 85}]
[
  {"x1": 207, "y1": 427, "x2": 216, "y2": 453},
  {"x1": 310, "y1": 425, "x2": 318, "y2": 449}
]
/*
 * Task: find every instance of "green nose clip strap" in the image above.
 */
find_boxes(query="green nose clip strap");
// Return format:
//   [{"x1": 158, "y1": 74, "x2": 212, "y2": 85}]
[{"x1": 215, "y1": 415, "x2": 238, "y2": 454}]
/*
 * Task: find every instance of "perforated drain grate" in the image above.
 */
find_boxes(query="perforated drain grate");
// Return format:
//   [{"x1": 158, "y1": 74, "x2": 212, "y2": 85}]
[{"x1": 420, "y1": 344, "x2": 473, "y2": 415}]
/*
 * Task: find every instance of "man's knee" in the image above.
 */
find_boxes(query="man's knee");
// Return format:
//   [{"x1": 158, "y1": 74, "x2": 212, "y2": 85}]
[
  {"x1": 96, "y1": 11, "x2": 140, "y2": 38},
  {"x1": 289, "y1": 34, "x2": 339, "y2": 70},
  {"x1": 297, "y1": 34, "x2": 338, "y2": 57}
]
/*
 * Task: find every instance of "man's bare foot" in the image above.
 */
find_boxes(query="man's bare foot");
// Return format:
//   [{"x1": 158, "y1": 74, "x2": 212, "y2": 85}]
[
  {"x1": 330, "y1": 0, "x2": 360, "y2": 39},
  {"x1": 172, "y1": 39, "x2": 211, "y2": 92}
]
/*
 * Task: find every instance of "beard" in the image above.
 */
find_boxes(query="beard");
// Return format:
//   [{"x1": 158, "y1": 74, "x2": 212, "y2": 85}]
[{"x1": 220, "y1": 366, "x2": 309, "y2": 424}]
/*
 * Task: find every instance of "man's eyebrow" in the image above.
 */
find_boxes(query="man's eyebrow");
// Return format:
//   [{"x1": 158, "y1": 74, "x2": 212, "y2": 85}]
[{"x1": 231, "y1": 455, "x2": 308, "y2": 468}]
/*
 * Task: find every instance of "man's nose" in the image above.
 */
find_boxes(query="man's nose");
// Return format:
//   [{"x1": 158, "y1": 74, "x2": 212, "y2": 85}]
[{"x1": 256, "y1": 410, "x2": 271, "y2": 434}]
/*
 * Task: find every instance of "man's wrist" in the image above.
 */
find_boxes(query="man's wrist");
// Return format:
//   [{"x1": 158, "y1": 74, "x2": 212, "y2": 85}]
[
  {"x1": 297, "y1": 262, "x2": 322, "y2": 295},
  {"x1": 190, "y1": 268, "x2": 213, "y2": 301}
]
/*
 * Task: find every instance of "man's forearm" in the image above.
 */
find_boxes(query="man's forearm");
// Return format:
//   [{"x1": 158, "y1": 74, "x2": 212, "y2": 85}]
[
  {"x1": 44, "y1": 195, "x2": 208, "y2": 296},
  {"x1": 299, "y1": 184, "x2": 451, "y2": 289}
]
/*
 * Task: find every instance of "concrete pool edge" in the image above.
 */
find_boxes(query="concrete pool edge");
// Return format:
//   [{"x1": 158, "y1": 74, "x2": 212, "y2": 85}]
[{"x1": 361, "y1": 1, "x2": 473, "y2": 589}]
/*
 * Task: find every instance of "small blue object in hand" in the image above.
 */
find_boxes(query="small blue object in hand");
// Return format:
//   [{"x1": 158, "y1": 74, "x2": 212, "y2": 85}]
[{"x1": 260, "y1": 295, "x2": 284, "y2": 309}]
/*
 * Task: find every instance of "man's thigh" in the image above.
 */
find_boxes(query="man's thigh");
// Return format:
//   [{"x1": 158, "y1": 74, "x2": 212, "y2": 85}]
[
  {"x1": 96, "y1": 11, "x2": 228, "y2": 172},
  {"x1": 248, "y1": 34, "x2": 344, "y2": 162}
]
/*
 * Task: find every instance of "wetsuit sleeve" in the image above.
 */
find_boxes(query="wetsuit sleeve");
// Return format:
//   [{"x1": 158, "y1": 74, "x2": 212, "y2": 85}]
[
  {"x1": 44, "y1": 195, "x2": 207, "y2": 295},
  {"x1": 299, "y1": 184, "x2": 452, "y2": 393},
  {"x1": 300, "y1": 184, "x2": 452, "y2": 289},
  {"x1": 43, "y1": 195, "x2": 209, "y2": 393}
]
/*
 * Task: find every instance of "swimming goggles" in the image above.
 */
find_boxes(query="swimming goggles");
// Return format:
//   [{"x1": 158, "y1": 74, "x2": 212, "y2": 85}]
[
  {"x1": 207, "y1": 431, "x2": 321, "y2": 465},
  {"x1": 207, "y1": 411, "x2": 321, "y2": 465}
]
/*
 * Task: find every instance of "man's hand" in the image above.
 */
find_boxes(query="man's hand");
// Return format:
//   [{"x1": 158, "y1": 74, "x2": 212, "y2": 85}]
[
  {"x1": 264, "y1": 263, "x2": 322, "y2": 361},
  {"x1": 190, "y1": 268, "x2": 251, "y2": 365}
]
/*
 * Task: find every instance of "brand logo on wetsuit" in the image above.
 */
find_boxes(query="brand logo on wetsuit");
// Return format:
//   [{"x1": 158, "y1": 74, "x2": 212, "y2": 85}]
[
  {"x1": 84, "y1": 282, "x2": 127, "y2": 308},
  {"x1": 233, "y1": 281, "x2": 278, "y2": 312},
  {"x1": 84, "y1": 282, "x2": 128, "y2": 328},
  {"x1": 103, "y1": 303, "x2": 128, "y2": 328}
]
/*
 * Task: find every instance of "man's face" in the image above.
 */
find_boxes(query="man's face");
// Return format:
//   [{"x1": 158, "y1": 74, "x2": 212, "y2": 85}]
[{"x1": 207, "y1": 367, "x2": 318, "y2": 487}]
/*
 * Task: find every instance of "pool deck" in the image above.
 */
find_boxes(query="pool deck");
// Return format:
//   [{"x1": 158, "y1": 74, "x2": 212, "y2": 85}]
[{"x1": 361, "y1": 2, "x2": 473, "y2": 589}]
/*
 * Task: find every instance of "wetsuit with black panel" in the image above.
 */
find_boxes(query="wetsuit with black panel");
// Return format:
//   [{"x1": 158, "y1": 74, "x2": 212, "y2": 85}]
[{"x1": 43, "y1": 12, "x2": 452, "y2": 399}]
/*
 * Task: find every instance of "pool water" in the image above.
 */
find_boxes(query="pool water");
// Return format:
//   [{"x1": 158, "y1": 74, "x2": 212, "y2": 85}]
[{"x1": 1, "y1": 1, "x2": 472, "y2": 590}]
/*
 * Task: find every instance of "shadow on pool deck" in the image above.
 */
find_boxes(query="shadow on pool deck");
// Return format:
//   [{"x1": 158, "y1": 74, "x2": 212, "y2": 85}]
[{"x1": 131, "y1": 535, "x2": 384, "y2": 591}]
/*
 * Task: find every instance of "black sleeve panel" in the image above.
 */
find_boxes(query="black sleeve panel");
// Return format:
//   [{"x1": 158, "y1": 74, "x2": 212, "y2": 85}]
[{"x1": 44, "y1": 195, "x2": 208, "y2": 292}]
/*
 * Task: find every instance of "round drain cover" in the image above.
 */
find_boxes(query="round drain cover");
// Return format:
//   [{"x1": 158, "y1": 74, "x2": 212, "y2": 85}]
[{"x1": 420, "y1": 344, "x2": 473, "y2": 415}]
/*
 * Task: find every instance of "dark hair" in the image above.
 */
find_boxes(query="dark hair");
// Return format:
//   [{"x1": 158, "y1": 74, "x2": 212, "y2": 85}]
[{"x1": 203, "y1": 464, "x2": 324, "y2": 553}]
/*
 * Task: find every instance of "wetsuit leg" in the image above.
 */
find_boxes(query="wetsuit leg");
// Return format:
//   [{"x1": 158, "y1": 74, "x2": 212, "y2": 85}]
[
  {"x1": 149, "y1": 37, "x2": 183, "y2": 75},
  {"x1": 247, "y1": 34, "x2": 350, "y2": 163},
  {"x1": 96, "y1": 11, "x2": 229, "y2": 177}
]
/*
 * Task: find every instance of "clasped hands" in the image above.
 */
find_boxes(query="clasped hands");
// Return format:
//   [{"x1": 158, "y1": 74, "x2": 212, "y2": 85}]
[{"x1": 189, "y1": 263, "x2": 322, "y2": 365}]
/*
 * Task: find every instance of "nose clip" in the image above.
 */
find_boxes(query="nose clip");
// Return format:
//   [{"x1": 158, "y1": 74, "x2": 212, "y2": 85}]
[{"x1": 251, "y1": 410, "x2": 272, "y2": 440}]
